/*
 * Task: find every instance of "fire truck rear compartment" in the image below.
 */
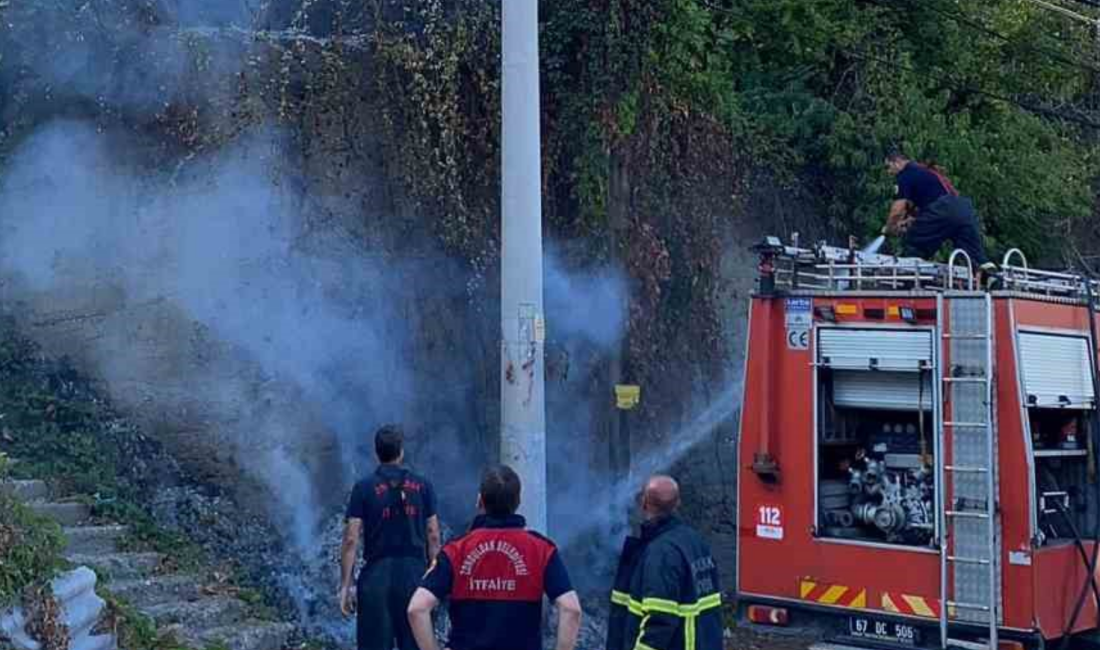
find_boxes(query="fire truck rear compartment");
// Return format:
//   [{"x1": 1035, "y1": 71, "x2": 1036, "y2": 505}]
[
  {"x1": 1029, "y1": 401, "x2": 1096, "y2": 547},
  {"x1": 817, "y1": 364, "x2": 937, "y2": 546},
  {"x1": 1019, "y1": 329, "x2": 1098, "y2": 547}
]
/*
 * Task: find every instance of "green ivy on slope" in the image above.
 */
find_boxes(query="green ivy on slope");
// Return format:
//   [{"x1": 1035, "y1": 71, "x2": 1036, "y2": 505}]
[{"x1": 0, "y1": 453, "x2": 66, "y2": 608}]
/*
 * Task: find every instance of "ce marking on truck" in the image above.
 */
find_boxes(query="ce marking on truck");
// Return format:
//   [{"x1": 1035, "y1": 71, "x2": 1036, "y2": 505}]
[{"x1": 787, "y1": 328, "x2": 809, "y2": 350}]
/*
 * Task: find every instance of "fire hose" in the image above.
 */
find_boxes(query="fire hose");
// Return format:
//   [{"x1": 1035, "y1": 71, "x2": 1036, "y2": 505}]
[
  {"x1": 1060, "y1": 274, "x2": 1100, "y2": 649},
  {"x1": 1053, "y1": 499, "x2": 1100, "y2": 617}
]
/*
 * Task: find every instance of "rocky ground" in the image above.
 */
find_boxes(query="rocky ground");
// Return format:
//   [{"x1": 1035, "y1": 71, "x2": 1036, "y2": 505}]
[{"x1": 725, "y1": 625, "x2": 817, "y2": 650}]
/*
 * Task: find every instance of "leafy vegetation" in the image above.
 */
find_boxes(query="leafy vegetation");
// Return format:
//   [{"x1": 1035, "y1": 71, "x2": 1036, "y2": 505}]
[
  {"x1": 0, "y1": 324, "x2": 207, "y2": 566},
  {"x1": 0, "y1": 453, "x2": 66, "y2": 607},
  {"x1": 538, "y1": 0, "x2": 1100, "y2": 260},
  {"x1": 96, "y1": 590, "x2": 190, "y2": 650}
]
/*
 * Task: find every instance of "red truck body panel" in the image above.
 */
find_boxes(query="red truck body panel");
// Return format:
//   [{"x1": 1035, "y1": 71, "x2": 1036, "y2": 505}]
[{"x1": 736, "y1": 294, "x2": 1100, "y2": 639}]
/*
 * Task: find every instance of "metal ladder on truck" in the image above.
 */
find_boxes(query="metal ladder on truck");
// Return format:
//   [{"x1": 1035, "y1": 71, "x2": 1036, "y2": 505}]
[{"x1": 938, "y1": 251, "x2": 1001, "y2": 650}]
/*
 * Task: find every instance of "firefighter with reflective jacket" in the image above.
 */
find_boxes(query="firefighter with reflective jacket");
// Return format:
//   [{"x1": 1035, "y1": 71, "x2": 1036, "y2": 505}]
[{"x1": 607, "y1": 475, "x2": 723, "y2": 650}]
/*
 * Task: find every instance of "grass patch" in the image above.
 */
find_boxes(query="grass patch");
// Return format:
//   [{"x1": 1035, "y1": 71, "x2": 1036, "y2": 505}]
[
  {"x1": 237, "y1": 587, "x2": 280, "y2": 621},
  {"x1": 97, "y1": 590, "x2": 190, "y2": 650},
  {"x1": 97, "y1": 501, "x2": 207, "y2": 573},
  {"x1": 0, "y1": 453, "x2": 66, "y2": 608}
]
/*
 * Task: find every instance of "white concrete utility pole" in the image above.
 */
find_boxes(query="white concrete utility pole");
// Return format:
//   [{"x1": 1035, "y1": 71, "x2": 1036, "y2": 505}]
[{"x1": 500, "y1": 0, "x2": 547, "y2": 533}]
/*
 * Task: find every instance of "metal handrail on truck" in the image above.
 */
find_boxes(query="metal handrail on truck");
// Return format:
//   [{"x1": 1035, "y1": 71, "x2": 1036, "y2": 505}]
[
  {"x1": 998, "y1": 248, "x2": 1100, "y2": 298},
  {"x1": 753, "y1": 236, "x2": 1100, "y2": 300}
]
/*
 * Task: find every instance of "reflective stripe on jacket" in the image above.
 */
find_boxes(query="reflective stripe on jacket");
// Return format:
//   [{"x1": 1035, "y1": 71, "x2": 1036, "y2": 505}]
[{"x1": 606, "y1": 516, "x2": 723, "y2": 650}]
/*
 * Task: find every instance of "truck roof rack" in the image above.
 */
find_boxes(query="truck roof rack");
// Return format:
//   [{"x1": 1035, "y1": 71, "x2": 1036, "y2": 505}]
[{"x1": 752, "y1": 236, "x2": 1100, "y2": 300}]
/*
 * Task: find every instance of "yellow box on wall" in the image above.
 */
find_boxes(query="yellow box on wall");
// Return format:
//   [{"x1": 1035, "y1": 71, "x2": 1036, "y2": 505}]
[{"x1": 615, "y1": 384, "x2": 640, "y2": 410}]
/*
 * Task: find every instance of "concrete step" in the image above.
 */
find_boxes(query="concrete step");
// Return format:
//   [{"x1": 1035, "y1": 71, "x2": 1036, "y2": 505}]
[
  {"x1": 1, "y1": 479, "x2": 49, "y2": 502},
  {"x1": 72, "y1": 633, "x2": 116, "y2": 650},
  {"x1": 188, "y1": 622, "x2": 295, "y2": 650},
  {"x1": 65, "y1": 552, "x2": 163, "y2": 581},
  {"x1": 64, "y1": 525, "x2": 127, "y2": 555},
  {"x1": 141, "y1": 596, "x2": 249, "y2": 630},
  {"x1": 30, "y1": 501, "x2": 91, "y2": 526},
  {"x1": 108, "y1": 575, "x2": 204, "y2": 607}
]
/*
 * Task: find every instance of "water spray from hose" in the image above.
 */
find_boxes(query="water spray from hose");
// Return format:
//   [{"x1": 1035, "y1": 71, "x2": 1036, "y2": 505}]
[{"x1": 862, "y1": 235, "x2": 886, "y2": 255}]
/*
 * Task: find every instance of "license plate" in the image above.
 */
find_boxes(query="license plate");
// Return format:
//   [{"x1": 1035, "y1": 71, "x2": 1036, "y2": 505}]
[{"x1": 849, "y1": 616, "x2": 921, "y2": 646}]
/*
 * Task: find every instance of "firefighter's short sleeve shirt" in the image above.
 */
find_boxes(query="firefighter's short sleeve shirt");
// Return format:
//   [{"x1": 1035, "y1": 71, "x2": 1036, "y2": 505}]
[
  {"x1": 895, "y1": 162, "x2": 949, "y2": 212},
  {"x1": 421, "y1": 515, "x2": 573, "y2": 650},
  {"x1": 345, "y1": 465, "x2": 437, "y2": 563}
]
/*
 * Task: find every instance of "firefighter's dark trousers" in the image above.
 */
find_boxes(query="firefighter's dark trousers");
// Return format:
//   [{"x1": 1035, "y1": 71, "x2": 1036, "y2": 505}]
[
  {"x1": 357, "y1": 556, "x2": 425, "y2": 650},
  {"x1": 903, "y1": 195, "x2": 989, "y2": 266}
]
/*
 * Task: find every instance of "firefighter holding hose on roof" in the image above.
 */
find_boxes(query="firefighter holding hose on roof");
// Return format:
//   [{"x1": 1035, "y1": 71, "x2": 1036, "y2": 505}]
[
  {"x1": 881, "y1": 146, "x2": 995, "y2": 278},
  {"x1": 606, "y1": 475, "x2": 723, "y2": 650}
]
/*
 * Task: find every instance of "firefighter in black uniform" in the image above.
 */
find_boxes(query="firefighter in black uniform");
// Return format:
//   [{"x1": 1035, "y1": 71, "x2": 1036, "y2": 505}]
[
  {"x1": 407, "y1": 464, "x2": 583, "y2": 650},
  {"x1": 340, "y1": 424, "x2": 441, "y2": 650},
  {"x1": 607, "y1": 475, "x2": 723, "y2": 650},
  {"x1": 882, "y1": 147, "x2": 993, "y2": 273}
]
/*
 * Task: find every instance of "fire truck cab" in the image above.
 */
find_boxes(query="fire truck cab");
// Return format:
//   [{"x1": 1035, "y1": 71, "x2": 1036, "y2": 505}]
[{"x1": 736, "y1": 237, "x2": 1100, "y2": 650}]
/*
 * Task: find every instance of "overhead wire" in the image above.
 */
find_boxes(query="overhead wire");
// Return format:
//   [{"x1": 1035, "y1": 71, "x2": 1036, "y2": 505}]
[
  {"x1": 1025, "y1": 0, "x2": 1100, "y2": 24},
  {"x1": 699, "y1": 0, "x2": 1100, "y2": 76},
  {"x1": 873, "y1": 0, "x2": 1100, "y2": 76},
  {"x1": 1063, "y1": 0, "x2": 1100, "y2": 10},
  {"x1": 693, "y1": 0, "x2": 1100, "y2": 127},
  {"x1": 847, "y1": 49, "x2": 1100, "y2": 128}
]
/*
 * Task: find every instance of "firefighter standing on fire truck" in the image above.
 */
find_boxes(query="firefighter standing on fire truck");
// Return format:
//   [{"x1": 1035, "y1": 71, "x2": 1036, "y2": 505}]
[
  {"x1": 881, "y1": 147, "x2": 993, "y2": 274},
  {"x1": 340, "y1": 425, "x2": 441, "y2": 650},
  {"x1": 407, "y1": 464, "x2": 583, "y2": 650},
  {"x1": 607, "y1": 475, "x2": 723, "y2": 650}
]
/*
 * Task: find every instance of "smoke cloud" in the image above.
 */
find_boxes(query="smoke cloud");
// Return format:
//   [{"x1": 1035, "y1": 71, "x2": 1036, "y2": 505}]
[
  {"x1": 0, "y1": 119, "x2": 471, "y2": 635},
  {"x1": 543, "y1": 251, "x2": 628, "y2": 587},
  {"x1": 0, "y1": 117, "x2": 646, "y2": 639}
]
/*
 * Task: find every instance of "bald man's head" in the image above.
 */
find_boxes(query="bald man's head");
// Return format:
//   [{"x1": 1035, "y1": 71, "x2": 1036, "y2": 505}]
[{"x1": 642, "y1": 475, "x2": 681, "y2": 520}]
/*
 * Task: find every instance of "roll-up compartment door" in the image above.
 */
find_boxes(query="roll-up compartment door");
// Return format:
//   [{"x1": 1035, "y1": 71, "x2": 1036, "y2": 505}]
[
  {"x1": 832, "y1": 370, "x2": 934, "y2": 411},
  {"x1": 1018, "y1": 332, "x2": 1095, "y2": 409},
  {"x1": 818, "y1": 328, "x2": 933, "y2": 372}
]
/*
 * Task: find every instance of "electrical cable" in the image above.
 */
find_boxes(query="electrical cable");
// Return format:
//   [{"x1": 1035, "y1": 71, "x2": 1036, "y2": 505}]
[
  {"x1": 1053, "y1": 499, "x2": 1100, "y2": 615},
  {"x1": 698, "y1": 0, "x2": 1100, "y2": 126},
  {"x1": 705, "y1": 0, "x2": 1100, "y2": 76},
  {"x1": 1064, "y1": 0, "x2": 1100, "y2": 10},
  {"x1": 919, "y1": 366, "x2": 928, "y2": 464},
  {"x1": 880, "y1": 0, "x2": 1100, "y2": 76},
  {"x1": 1059, "y1": 274, "x2": 1100, "y2": 649},
  {"x1": 1026, "y1": 0, "x2": 1099, "y2": 25},
  {"x1": 847, "y1": 49, "x2": 1100, "y2": 129}
]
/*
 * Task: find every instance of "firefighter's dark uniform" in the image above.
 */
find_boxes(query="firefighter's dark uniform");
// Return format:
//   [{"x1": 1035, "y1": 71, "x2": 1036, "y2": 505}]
[
  {"x1": 895, "y1": 162, "x2": 989, "y2": 266},
  {"x1": 607, "y1": 516, "x2": 723, "y2": 650},
  {"x1": 346, "y1": 465, "x2": 437, "y2": 650},
  {"x1": 420, "y1": 514, "x2": 574, "y2": 650}
]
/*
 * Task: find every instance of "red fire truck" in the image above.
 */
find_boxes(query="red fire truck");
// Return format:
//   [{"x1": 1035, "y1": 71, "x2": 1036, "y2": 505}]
[{"x1": 736, "y1": 237, "x2": 1100, "y2": 650}]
